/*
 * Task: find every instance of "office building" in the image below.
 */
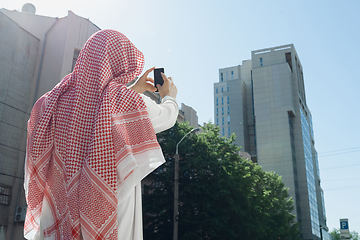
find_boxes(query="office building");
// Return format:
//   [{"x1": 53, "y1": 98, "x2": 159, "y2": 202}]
[{"x1": 214, "y1": 44, "x2": 332, "y2": 240}]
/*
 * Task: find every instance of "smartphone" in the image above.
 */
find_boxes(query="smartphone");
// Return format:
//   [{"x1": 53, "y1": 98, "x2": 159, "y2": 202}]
[{"x1": 154, "y1": 68, "x2": 164, "y2": 91}]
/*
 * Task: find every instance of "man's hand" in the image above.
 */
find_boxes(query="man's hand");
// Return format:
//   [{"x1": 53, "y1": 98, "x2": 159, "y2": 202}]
[
  {"x1": 128, "y1": 67, "x2": 157, "y2": 93},
  {"x1": 157, "y1": 72, "x2": 177, "y2": 99}
]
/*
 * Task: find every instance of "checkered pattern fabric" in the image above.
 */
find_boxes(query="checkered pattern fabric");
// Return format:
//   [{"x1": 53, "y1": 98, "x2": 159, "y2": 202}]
[{"x1": 24, "y1": 29, "x2": 160, "y2": 239}]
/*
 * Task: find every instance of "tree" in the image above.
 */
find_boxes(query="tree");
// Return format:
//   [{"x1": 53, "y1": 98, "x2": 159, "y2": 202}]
[
  {"x1": 330, "y1": 228, "x2": 359, "y2": 240},
  {"x1": 353, "y1": 231, "x2": 360, "y2": 240},
  {"x1": 143, "y1": 122, "x2": 301, "y2": 240}
]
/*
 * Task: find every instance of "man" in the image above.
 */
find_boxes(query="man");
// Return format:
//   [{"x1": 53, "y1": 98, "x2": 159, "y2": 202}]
[{"x1": 24, "y1": 29, "x2": 178, "y2": 240}]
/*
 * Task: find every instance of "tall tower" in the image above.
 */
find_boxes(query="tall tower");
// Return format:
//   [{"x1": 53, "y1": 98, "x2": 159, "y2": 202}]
[{"x1": 214, "y1": 44, "x2": 329, "y2": 240}]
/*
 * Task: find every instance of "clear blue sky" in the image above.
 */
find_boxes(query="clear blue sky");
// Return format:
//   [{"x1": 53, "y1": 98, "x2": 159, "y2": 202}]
[{"x1": 3, "y1": 0, "x2": 360, "y2": 234}]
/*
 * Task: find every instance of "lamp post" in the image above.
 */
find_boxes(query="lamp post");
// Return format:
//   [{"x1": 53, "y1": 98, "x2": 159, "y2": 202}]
[
  {"x1": 319, "y1": 225, "x2": 325, "y2": 240},
  {"x1": 173, "y1": 128, "x2": 199, "y2": 240}
]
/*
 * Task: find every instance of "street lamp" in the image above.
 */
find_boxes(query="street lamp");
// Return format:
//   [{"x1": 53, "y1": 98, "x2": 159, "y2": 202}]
[
  {"x1": 320, "y1": 226, "x2": 323, "y2": 240},
  {"x1": 320, "y1": 225, "x2": 326, "y2": 240},
  {"x1": 173, "y1": 128, "x2": 199, "y2": 240}
]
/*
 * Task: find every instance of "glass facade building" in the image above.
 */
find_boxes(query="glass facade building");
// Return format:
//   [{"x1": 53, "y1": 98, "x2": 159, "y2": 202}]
[
  {"x1": 214, "y1": 44, "x2": 331, "y2": 240},
  {"x1": 301, "y1": 108, "x2": 320, "y2": 238}
]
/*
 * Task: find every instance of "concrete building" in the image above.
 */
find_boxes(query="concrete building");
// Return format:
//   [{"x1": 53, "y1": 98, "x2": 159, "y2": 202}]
[
  {"x1": 214, "y1": 44, "x2": 332, "y2": 240},
  {"x1": 0, "y1": 5, "x2": 100, "y2": 239},
  {"x1": 180, "y1": 103, "x2": 199, "y2": 128},
  {"x1": 144, "y1": 91, "x2": 199, "y2": 128}
]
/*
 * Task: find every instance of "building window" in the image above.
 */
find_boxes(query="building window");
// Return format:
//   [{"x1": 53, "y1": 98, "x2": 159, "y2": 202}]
[
  {"x1": 228, "y1": 116, "x2": 230, "y2": 124},
  {"x1": 0, "y1": 184, "x2": 12, "y2": 205},
  {"x1": 222, "y1": 117, "x2": 224, "y2": 125},
  {"x1": 221, "y1": 97, "x2": 224, "y2": 105},
  {"x1": 221, "y1": 73, "x2": 223, "y2": 81},
  {"x1": 216, "y1": 88, "x2": 218, "y2": 93},
  {"x1": 227, "y1": 106, "x2": 230, "y2": 114},
  {"x1": 285, "y1": 52, "x2": 293, "y2": 72},
  {"x1": 226, "y1": 72, "x2": 228, "y2": 80},
  {"x1": 300, "y1": 108, "x2": 320, "y2": 238},
  {"x1": 222, "y1": 127, "x2": 225, "y2": 136},
  {"x1": 228, "y1": 127, "x2": 230, "y2": 135},
  {"x1": 231, "y1": 71, "x2": 234, "y2": 80},
  {"x1": 216, "y1": 108, "x2": 218, "y2": 116},
  {"x1": 221, "y1": 87, "x2": 223, "y2": 92},
  {"x1": 227, "y1": 86, "x2": 229, "y2": 91},
  {"x1": 216, "y1": 118, "x2": 218, "y2": 125},
  {"x1": 309, "y1": 114, "x2": 314, "y2": 139},
  {"x1": 72, "y1": 49, "x2": 80, "y2": 71},
  {"x1": 321, "y1": 190, "x2": 326, "y2": 220},
  {"x1": 227, "y1": 96, "x2": 230, "y2": 104},
  {"x1": 260, "y1": 57, "x2": 263, "y2": 67},
  {"x1": 216, "y1": 98, "x2": 218, "y2": 106},
  {"x1": 222, "y1": 107, "x2": 224, "y2": 115}
]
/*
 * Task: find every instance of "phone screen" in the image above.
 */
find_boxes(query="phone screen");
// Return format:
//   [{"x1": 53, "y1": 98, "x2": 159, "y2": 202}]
[{"x1": 154, "y1": 68, "x2": 164, "y2": 91}]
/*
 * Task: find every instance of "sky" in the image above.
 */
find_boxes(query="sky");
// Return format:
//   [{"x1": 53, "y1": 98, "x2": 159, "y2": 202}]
[{"x1": 2, "y1": 0, "x2": 360, "y2": 235}]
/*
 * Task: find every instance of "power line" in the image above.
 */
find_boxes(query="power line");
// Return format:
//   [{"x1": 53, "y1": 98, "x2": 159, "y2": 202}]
[
  {"x1": 250, "y1": 157, "x2": 360, "y2": 173},
  {"x1": 318, "y1": 149, "x2": 360, "y2": 157},
  {"x1": 320, "y1": 163, "x2": 360, "y2": 171},
  {"x1": 318, "y1": 147, "x2": 360, "y2": 155},
  {"x1": 255, "y1": 155, "x2": 360, "y2": 172},
  {"x1": 322, "y1": 178, "x2": 360, "y2": 182},
  {"x1": 254, "y1": 155, "x2": 359, "y2": 170},
  {"x1": 324, "y1": 186, "x2": 360, "y2": 192}
]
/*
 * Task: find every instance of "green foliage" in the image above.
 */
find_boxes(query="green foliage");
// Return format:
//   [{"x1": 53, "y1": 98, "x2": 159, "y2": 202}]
[
  {"x1": 330, "y1": 228, "x2": 359, "y2": 240},
  {"x1": 143, "y1": 122, "x2": 301, "y2": 240},
  {"x1": 353, "y1": 231, "x2": 360, "y2": 240}
]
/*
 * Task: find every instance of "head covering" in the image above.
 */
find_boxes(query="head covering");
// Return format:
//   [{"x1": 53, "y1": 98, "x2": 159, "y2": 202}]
[{"x1": 24, "y1": 29, "x2": 162, "y2": 239}]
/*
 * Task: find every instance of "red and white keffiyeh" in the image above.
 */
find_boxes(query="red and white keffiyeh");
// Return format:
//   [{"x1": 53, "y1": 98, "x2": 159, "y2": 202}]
[{"x1": 24, "y1": 29, "x2": 163, "y2": 240}]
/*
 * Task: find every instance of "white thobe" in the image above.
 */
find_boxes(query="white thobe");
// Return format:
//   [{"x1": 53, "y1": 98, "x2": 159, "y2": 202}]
[
  {"x1": 117, "y1": 94, "x2": 178, "y2": 240},
  {"x1": 31, "y1": 94, "x2": 178, "y2": 240}
]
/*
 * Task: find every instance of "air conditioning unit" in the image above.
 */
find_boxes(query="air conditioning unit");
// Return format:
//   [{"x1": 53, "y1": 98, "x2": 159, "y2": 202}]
[{"x1": 14, "y1": 206, "x2": 27, "y2": 222}]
